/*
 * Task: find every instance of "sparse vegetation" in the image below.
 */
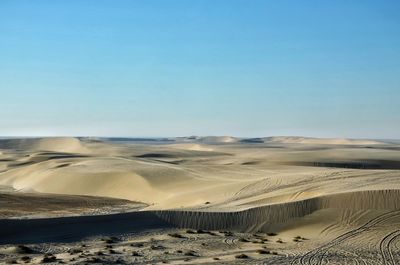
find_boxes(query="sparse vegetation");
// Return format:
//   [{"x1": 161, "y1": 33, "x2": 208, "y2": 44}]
[
  {"x1": 105, "y1": 237, "x2": 120, "y2": 244},
  {"x1": 235, "y1": 253, "x2": 249, "y2": 259},
  {"x1": 68, "y1": 248, "x2": 82, "y2": 254},
  {"x1": 41, "y1": 254, "x2": 57, "y2": 263},
  {"x1": 16, "y1": 245, "x2": 35, "y2": 254},
  {"x1": 184, "y1": 250, "x2": 199, "y2": 257},
  {"x1": 151, "y1": 245, "x2": 166, "y2": 250},
  {"x1": 130, "y1": 242, "x2": 144, "y2": 247},
  {"x1": 223, "y1": 231, "x2": 234, "y2": 236},
  {"x1": 87, "y1": 257, "x2": 102, "y2": 263},
  {"x1": 168, "y1": 233, "x2": 185, "y2": 238},
  {"x1": 257, "y1": 249, "x2": 270, "y2": 254}
]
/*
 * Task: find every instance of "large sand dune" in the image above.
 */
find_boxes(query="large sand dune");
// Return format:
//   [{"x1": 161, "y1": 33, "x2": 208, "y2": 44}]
[
  {"x1": 156, "y1": 189, "x2": 400, "y2": 231},
  {"x1": 0, "y1": 136, "x2": 399, "y2": 264},
  {"x1": 1, "y1": 136, "x2": 399, "y2": 210}
]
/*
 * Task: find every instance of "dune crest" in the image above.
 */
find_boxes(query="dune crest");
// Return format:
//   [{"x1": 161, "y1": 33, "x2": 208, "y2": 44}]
[
  {"x1": 156, "y1": 189, "x2": 400, "y2": 232},
  {"x1": 263, "y1": 136, "x2": 383, "y2": 145}
]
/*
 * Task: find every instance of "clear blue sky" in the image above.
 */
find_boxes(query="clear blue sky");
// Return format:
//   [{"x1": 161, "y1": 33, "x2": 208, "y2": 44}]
[{"x1": 1, "y1": 0, "x2": 399, "y2": 138}]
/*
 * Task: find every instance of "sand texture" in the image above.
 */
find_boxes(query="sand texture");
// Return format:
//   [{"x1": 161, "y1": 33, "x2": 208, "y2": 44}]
[{"x1": 0, "y1": 136, "x2": 399, "y2": 264}]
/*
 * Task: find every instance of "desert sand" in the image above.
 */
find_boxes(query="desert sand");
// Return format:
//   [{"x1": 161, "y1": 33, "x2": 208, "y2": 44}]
[{"x1": 0, "y1": 136, "x2": 399, "y2": 264}]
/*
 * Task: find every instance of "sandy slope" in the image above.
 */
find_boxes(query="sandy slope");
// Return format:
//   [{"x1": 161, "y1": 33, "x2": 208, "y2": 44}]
[
  {"x1": 0, "y1": 137, "x2": 397, "y2": 210},
  {"x1": 0, "y1": 191, "x2": 146, "y2": 219},
  {"x1": 0, "y1": 136, "x2": 399, "y2": 264},
  {"x1": 0, "y1": 137, "x2": 88, "y2": 153}
]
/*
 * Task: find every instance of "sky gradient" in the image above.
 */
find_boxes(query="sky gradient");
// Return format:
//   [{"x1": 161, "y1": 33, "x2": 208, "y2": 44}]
[{"x1": 1, "y1": 0, "x2": 399, "y2": 138}]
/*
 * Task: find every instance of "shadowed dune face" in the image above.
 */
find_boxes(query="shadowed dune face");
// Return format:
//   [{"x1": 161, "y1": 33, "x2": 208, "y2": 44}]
[{"x1": 156, "y1": 189, "x2": 400, "y2": 232}]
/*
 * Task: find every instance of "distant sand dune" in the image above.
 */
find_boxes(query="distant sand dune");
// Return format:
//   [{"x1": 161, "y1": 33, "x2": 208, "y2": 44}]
[
  {"x1": 169, "y1": 143, "x2": 215, "y2": 151},
  {"x1": 262, "y1": 136, "x2": 383, "y2": 145},
  {"x1": 283, "y1": 159, "x2": 400, "y2": 169},
  {"x1": 0, "y1": 137, "x2": 87, "y2": 153}
]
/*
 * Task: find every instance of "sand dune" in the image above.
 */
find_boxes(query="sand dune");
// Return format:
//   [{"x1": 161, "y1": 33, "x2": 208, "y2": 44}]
[
  {"x1": 0, "y1": 136, "x2": 400, "y2": 264},
  {"x1": 0, "y1": 191, "x2": 145, "y2": 219},
  {"x1": 1, "y1": 137, "x2": 399, "y2": 209},
  {"x1": 156, "y1": 189, "x2": 400, "y2": 232},
  {"x1": 197, "y1": 136, "x2": 239, "y2": 143},
  {"x1": 4, "y1": 189, "x2": 398, "y2": 242},
  {"x1": 253, "y1": 136, "x2": 384, "y2": 145},
  {"x1": 0, "y1": 137, "x2": 87, "y2": 153},
  {"x1": 176, "y1": 136, "x2": 239, "y2": 143}
]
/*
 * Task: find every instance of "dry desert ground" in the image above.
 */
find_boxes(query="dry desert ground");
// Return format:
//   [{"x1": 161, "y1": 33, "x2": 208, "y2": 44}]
[{"x1": 0, "y1": 136, "x2": 399, "y2": 264}]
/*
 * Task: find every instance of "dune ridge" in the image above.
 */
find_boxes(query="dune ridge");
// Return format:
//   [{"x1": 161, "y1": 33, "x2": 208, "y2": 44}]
[
  {"x1": 0, "y1": 190, "x2": 398, "y2": 244},
  {"x1": 261, "y1": 136, "x2": 383, "y2": 145},
  {"x1": 155, "y1": 189, "x2": 400, "y2": 232}
]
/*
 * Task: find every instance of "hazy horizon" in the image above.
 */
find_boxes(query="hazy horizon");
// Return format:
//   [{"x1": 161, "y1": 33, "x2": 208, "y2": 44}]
[
  {"x1": 1, "y1": 1, "x2": 399, "y2": 138},
  {"x1": 1, "y1": 135, "x2": 399, "y2": 142}
]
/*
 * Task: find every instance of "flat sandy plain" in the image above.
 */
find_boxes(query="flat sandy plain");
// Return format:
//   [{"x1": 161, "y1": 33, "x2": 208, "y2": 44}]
[{"x1": 0, "y1": 136, "x2": 399, "y2": 264}]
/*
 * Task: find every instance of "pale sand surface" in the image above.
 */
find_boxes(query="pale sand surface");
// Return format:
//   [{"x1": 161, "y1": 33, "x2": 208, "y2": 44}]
[{"x1": 0, "y1": 136, "x2": 399, "y2": 264}]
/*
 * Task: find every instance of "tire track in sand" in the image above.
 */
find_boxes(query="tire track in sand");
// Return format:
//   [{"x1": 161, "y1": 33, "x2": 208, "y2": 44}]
[
  {"x1": 291, "y1": 211, "x2": 400, "y2": 265},
  {"x1": 379, "y1": 230, "x2": 400, "y2": 265}
]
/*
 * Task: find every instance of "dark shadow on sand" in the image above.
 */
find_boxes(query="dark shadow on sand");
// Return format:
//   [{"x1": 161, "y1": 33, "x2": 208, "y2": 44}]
[{"x1": 0, "y1": 211, "x2": 174, "y2": 245}]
